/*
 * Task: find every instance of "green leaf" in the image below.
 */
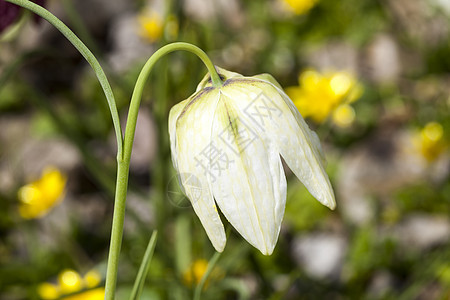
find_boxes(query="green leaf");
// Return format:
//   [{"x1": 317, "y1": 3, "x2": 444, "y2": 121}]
[{"x1": 129, "y1": 231, "x2": 158, "y2": 300}]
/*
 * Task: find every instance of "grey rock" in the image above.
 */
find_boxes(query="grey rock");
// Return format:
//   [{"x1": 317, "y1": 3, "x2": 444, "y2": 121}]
[
  {"x1": 306, "y1": 41, "x2": 359, "y2": 75},
  {"x1": 292, "y1": 233, "x2": 347, "y2": 280},
  {"x1": 366, "y1": 34, "x2": 400, "y2": 84},
  {"x1": 182, "y1": 0, "x2": 244, "y2": 28},
  {"x1": 393, "y1": 214, "x2": 450, "y2": 250},
  {"x1": 337, "y1": 128, "x2": 448, "y2": 225},
  {"x1": 107, "y1": 13, "x2": 155, "y2": 72}
]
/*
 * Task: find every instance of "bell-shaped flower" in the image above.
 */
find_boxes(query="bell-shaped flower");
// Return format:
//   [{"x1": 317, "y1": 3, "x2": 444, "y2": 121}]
[{"x1": 169, "y1": 67, "x2": 335, "y2": 255}]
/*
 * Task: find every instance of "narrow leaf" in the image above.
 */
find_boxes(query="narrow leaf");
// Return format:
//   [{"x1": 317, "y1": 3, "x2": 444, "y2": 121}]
[{"x1": 129, "y1": 231, "x2": 158, "y2": 300}]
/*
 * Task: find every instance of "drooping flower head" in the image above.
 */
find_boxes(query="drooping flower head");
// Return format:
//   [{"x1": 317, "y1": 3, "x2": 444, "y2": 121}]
[
  {"x1": 0, "y1": 0, "x2": 46, "y2": 34},
  {"x1": 169, "y1": 67, "x2": 335, "y2": 255}
]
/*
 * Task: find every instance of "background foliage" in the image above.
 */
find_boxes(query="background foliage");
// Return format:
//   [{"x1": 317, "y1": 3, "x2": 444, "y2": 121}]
[{"x1": 0, "y1": 0, "x2": 449, "y2": 299}]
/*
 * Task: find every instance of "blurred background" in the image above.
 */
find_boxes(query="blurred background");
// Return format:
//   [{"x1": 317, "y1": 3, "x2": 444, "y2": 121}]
[{"x1": 0, "y1": 0, "x2": 449, "y2": 299}]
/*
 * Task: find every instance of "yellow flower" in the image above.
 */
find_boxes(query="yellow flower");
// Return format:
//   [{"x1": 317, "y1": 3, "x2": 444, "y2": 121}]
[
  {"x1": 38, "y1": 283, "x2": 60, "y2": 300},
  {"x1": 83, "y1": 270, "x2": 102, "y2": 288},
  {"x1": 58, "y1": 269, "x2": 83, "y2": 294},
  {"x1": 138, "y1": 10, "x2": 163, "y2": 42},
  {"x1": 62, "y1": 288, "x2": 104, "y2": 300},
  {"x1": 332, "y1": 104, "x2": 355, "y2": 128},
  {"x1": 183, "y1": 259, "x2": 209, "y2": 286},
  {"x1": 413, "y1": 122, "x2": 447, "y2": 162},
  {"x1": 282, "y1": 0, "x2": 319, "y2": 15},
  {"x1": 286, "y1": 69, "x2": 362, "y2": 126},
  {"x1": 38, "y1": 269, "x2": 104, "y2": 300},
  {"x1": 18, "y1": 167, "x2": 67, "y2": 219},
  {"x1": 183, "y1": 259, "x2": 224, "y2": 287}
]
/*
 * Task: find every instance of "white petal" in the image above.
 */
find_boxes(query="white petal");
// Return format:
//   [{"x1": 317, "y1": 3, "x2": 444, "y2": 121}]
[
  {"x1": 171, "y1": 88, "x2": 226, "y2": 252},
  {"x1": 222, "y1": 79, "x2": 336, "y2": 209},
  {"x1": 276, "y1": 88, "x2": 335, "y2": 209},
  {"x1": 209, "y1": 91, "x2": 287, "y2": 255},
  {"x1": 169, "y1": 98, "x2": 189, "y2": 173}
]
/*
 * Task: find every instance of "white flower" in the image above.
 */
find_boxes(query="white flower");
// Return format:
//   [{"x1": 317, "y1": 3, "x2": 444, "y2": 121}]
[{"x1": 169, "y1": 67, "x2": 335, "y2": 255}]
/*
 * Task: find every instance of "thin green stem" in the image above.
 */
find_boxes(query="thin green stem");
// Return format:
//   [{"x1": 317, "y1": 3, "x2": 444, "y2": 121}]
[
  {"x1": 5, "y1": 0, "x2": 123, "y2": 158},
  {"x1": 104, "y1": 42, "x2": 222, "y2": 300},
  {"x1": 194, "y1": 251, "x2": 222, "y2": 300},
  {"x1": 4, "y1": 3, "x2": 223, "y2": 296},
  {"x1": 104, "y1": 160, "x2": 128, "y2": 300}
]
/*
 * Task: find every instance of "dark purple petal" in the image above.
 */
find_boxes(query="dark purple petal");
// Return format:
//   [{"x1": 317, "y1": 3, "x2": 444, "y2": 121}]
[
  {"x1": 0, "y1": 0, "x2": 47, "y2": 34},
  {"x1": 0, "y1": 0, "x2": 22, "y2": 34}
]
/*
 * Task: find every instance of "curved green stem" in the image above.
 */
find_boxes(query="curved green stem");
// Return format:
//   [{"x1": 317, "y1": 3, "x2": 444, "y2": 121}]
[
  {"x1": 5, "y1": 0, "x2": 123, "y2": 158},
  {"x1": 104, "y1": 43, "x2": 222, "y2": 300},
  {"x1": 123, "y1": 42, "x2": 222, "y2": 163},
  {"x1": 4, "y1": 2, "x2": 223, "y2": 296}
]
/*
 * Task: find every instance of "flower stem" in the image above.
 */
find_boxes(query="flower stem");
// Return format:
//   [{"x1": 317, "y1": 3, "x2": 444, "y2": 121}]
[
  {"x1": 122, "y1": 42, "x2": 222, "y2": 165},
  {"x1": 106, "y1": 43, "x2": 222, "y2": 300},
  {"x1": 3, "y1": 2, "x2": 222, "y2": 295}
]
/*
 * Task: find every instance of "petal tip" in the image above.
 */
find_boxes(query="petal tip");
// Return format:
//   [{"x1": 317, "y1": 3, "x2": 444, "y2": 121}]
[
  {"x1": 327, "y1": 201, "x2": 337, "y2": 210},
  {"x1": 323, "y1": 190, "x2": 336, "y2": 210},
  {"x1": 255, "y1": 240, "x2": 276, "y2": 256},
  {"x1": 263, "y1": 248, "x2": 274, "y2": 256},
  {"x1": 211, "y1": 236, "x2": 226, "y2": 253}
]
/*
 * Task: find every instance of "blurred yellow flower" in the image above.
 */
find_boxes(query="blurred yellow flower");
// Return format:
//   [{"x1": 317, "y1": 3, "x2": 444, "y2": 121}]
[
  {"x1": 182, "y1": 259, "x2": 224, "y2": 288},
  {"x1": 138, "y1": 10, "x2": 163, "y2": 42},
  {"x1": 413, "y1": 122, "x2": 447, "y2": 162},
  {"x1": 183, "y1": 259, "x2": 209, "y2": 286},
  {"x1": 38, "y1": 269, "x2": 104, "y2": 300},
  {"x1": 332, "y1": 104, "x2": 356, "y2": 128},
  {"x1": 58, "y1": 269, "x2": 83, "y2": 294},
  {"x1": 63, "y1": 288, "x2": 104, "y2": 300},
  {"x1": 282, "y1": 0, "x2": 319, "y2": 15},
  {"x1": 83, "y1": 270, "x2": 102, "y2": 288},
  {"x1": 286, "y1": 69, "x2": 363, "y2": 126},
  {"x1": 18, "y1": 167, "x2": 67, "y2": 219},
  {"x1": 38, "y1": 283, "x2": 60, "y2": 300}
]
